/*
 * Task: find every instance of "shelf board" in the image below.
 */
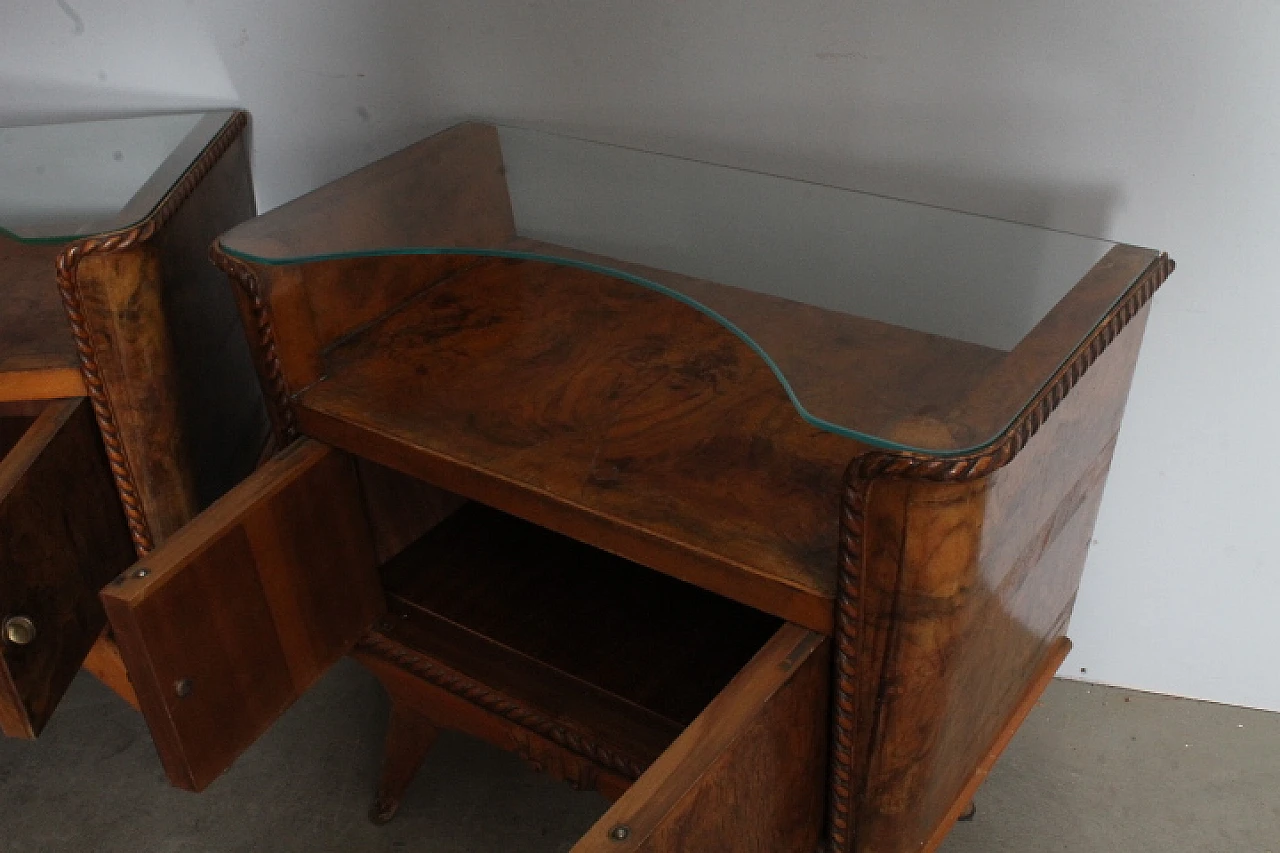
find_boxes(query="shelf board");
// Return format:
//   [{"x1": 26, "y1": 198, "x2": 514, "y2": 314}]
[{"x1": 298, "y1": 255, "x2": 886, "y2": 632}]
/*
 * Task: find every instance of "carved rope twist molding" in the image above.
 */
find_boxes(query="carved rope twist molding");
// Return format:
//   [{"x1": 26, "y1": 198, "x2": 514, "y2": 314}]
[
  {"x1": 356, "y1": 631, "x2": 649, "y2": 782},
  {"x1": 208, "y1": 248, "x2": 299, "y2": 446},
  {"x1": 55, "y1": 111, "x2": 249, "y2": 557},
  {"x1": 823, "y1": 253, "x2": 1173, "y2": 853}
]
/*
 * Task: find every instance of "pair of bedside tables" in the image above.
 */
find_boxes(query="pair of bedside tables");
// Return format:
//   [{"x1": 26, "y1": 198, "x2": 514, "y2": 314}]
[{"x1": 1, "y1": 112, "x2": 1172, "y2": 853}]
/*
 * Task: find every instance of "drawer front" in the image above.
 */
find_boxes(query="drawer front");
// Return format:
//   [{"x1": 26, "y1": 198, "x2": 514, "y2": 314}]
[
  {"x1": 100, "y1": 439, "x2": 384, "y2": 791},
  {"x1": 0, "y1": 397, "x2": 136, "y2": 738},
  {"x1": 572, "y1": 624, "x2": 830, "y2": 853}
]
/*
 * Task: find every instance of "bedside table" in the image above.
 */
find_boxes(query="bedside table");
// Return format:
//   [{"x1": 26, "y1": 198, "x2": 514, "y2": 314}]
[
  {"x1": 0, "y1": 110, "x2": 267, "y2": 738},
  {"x1": 104, "y1": 122, "x2": 1171, "y2": 852}
]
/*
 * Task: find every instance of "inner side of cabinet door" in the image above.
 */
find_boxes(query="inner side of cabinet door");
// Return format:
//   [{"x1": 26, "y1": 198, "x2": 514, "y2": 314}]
[{"x1": 0, "y1": 397, "x2": 135, "y2": 738}]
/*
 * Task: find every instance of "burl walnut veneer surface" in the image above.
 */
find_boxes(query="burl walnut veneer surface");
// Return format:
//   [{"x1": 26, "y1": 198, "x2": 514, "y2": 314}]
[{"x1": 298, "y1": 256, "x2": 865, "y2": 633}]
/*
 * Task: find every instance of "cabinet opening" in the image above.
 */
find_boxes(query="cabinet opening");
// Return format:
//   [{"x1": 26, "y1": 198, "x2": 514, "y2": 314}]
[
  {"x1": 373, "y1": 500, "x2": 785, "y2": 770},
  {"x1": 0, "y1": 414, "x2": 36, "y2": 460}
]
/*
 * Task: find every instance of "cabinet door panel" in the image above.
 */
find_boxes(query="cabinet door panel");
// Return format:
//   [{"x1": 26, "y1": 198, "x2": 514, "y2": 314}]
[
  {"x1": 101, "y1": 439, "x2": 383, "y2": 791},
  {"x1": 572, "y1": 624, "x2": 829, "y2": 853},
  {"x1": 0, "y1": 397, "x2": 135, "y2": 739}
]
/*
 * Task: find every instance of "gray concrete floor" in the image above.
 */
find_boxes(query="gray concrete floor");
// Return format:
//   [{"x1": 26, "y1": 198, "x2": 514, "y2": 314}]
[{"x1": 1, "y1": 660, "x2": 1276, "y2": 852}]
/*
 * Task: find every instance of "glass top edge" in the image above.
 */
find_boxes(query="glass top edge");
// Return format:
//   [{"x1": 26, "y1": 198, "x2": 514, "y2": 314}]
[
  {"x1": 221, "y1": 119, "x2": 1130, "y2": 258},
  {"x1": 219, "y1": 243, "x2": 1142, "y2": 458},
  {"x1": 0, "y1": 108, "x2": 236, "y2": 132},
  {"x1": 491, "y1": 122, "x2": 1131, "y2": 249},
  {"x1": 0, "y1": 109, "x2": 240, "y2": 244}
]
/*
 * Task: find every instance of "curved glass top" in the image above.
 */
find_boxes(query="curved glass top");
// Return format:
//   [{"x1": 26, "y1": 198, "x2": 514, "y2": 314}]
[
  {"x1": 0, "y1": 110, "x2": 237, "y2": 243},
  {"x1": 219, "y1": 122, "x2": 1161, "y2": 454}
]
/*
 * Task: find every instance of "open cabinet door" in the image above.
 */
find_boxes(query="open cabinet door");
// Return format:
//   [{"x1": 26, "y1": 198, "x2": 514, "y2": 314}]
[
  {"x1": 0, "y1": 397, "x2": 136, "y2": 739},
  {"x1": 101, "y1": 439, "x2": 384, "y2": 791}
]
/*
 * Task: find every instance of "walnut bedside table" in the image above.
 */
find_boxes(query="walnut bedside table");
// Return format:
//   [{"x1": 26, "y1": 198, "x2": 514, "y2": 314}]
[
  {"x1": 98, "y1": 122, "x2": 1171, "y2": 853},
  {"x1": 0, "y1": 110, "x2": 267, "y2": 739}
]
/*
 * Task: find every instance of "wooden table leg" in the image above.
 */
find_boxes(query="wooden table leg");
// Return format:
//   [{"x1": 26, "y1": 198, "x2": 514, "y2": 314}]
[
  {"x1": 370, "y1": 699, "x2": 440, "y2": 825},
  {"x1": 82, "y1": 632, "x2": 141, "y2": 712}
]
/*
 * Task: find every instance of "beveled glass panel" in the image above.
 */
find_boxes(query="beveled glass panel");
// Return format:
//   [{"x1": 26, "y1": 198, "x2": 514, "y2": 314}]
[
  {"x1": 0, "y1": 111, "x2": 235, "y2": 242},
  {"x1": 218, "y1": 122, "x2": 1160, "y2": 454}
]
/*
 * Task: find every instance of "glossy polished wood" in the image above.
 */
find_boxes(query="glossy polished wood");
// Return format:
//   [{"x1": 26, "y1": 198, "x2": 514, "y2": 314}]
[
  {"x1": 209, "y1": 241, "x2": 1167, "y2": 851},
  {"x1": 0, "y1": 398, "x2": 135, "y2": 738},
  {"x1": 840, "y1": 306, "x2": 1151, "y2": 852},
  {"x1": 198, "y1": 123, "x2": 1172, "y2": 850},
  {"x1": 217, "y1": 121, "x2": 1160, "y2": 455},
  {"x1": 60, "y1": 122, "x2": 265, "y2": 552},
  {"x1": 298, "y1": 256, "x2": 859, "y2": 633},
  {"x1": 572, "y1": 625, "x2": 828, "y2": 853},
  {"x1": 101, "y1": 440, "x2": 383, "y2": 791}
]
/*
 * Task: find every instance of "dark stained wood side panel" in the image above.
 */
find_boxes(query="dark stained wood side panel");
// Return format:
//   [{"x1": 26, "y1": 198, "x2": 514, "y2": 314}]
[
  {"x1": 572, "y1": 624, "x2": 828, "y2": 853},
  {"x1": 73, "y1": 245, "x2": 198, "y2": 546},
  {"x1": 100, "y1": 440, "x2": 384, "y2": 791},
  {"x1": 0, "y1": 398, "x2": 135, "y2": 738},
  {"x1": 149, "y1": 131, "x2": 269, "y2": 511},
  {"x1": 850, "y1": 306, "x2": 1152, "y2": 853}
]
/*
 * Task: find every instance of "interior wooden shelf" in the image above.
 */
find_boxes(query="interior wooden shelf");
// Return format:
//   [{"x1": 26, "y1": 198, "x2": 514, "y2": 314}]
[
  {"x1": 377, "y1": 502, "x2": 783, "y2": 769},
  {"x1": 297, "y1": 253, "x2": 879, "y2": 632}
]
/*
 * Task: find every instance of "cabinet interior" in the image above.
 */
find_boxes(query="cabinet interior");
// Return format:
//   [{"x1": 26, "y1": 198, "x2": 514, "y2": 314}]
[{"x1": 372, "y1": 491, "x2": 785, "y2": 770}]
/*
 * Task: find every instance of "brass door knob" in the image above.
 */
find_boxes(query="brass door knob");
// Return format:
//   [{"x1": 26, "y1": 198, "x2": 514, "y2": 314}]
[{"x1": 3, "y1": 616, "x2": 36, "y2": 646}]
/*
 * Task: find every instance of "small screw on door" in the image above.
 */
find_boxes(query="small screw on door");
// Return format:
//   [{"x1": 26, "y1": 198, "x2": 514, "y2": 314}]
[
  {"x1": 3, "y1": 616, "x2": 36, "y2": 646},
  {"x1": 608, "y1": 825, "x2": 631, "y2": 842},
  {"x1": 174, "y1": 678, "x2": 194, "y2": 699}
]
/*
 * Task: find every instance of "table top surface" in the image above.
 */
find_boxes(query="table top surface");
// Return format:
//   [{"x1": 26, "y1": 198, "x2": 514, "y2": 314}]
[
  {"x1": 0, "y1": 110, "x2": 237, "y2": 243},
  {"x1": 219, "y1": 121, "x2": 1165, "y2": 454}
]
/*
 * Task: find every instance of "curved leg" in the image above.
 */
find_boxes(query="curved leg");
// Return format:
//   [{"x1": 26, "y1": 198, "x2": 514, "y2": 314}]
[
  {"x1": 369, "y1": 700, "x2": 440, "y2": 824},
  {"x1": 958, "y1": 801, "x2": 977, "y2": 822}
]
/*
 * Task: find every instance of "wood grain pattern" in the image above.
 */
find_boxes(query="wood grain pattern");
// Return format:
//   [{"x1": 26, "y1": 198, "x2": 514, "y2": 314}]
[
  {"x1": 100, "y1": 439, "x2": 383, "y2": 791},
  {"x1": 203, "y1": 121, "x2": 1174, "y2": 850},
  {"x1": 55, "y1": 109, "x2": 256, "y2": 556},
  {"x1": 0, "y1": 238, "x2": 83, "y2": 402},
  {"x1": 148, "y1": 129, "x2": 267, "y2": 511},
  {"x1": 573, "y1": 625, "x2": 828, "y2": 853},
  {"x1": 297, "y1": 256, "x2": 859, "y2": 633},
  {"x1": 508, "y1": 237, "x2": 1008, "y2": 445},
  {"x1": 825, "y1": 253, "x2": 1171, "y2": 853},
  {"x1": 833, "y1": 305, "x2": 1152, "y2": 853},
  {"x1": 213, "y1": 122, "x2": 514, "y2": 448},
  {"x1": 71, "y1": 245, "x2": 198, "y2": 547},
  {"x1": 920, "y1": 636, "x2": 1070, "y2": 853},
  {"x1": 0, "y1": 398, "x2": 135, "y2": 738}
]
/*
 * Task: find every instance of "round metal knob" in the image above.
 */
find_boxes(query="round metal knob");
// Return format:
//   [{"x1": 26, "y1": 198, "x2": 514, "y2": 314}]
[{"x1": 3, "y1": 616, "x2": 36, "y2": 646}]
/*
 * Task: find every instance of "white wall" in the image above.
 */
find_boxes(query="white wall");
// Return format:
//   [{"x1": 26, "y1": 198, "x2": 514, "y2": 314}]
[{"x1": 3, "y1": 0, "x2": 1277, "y2": 711}]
